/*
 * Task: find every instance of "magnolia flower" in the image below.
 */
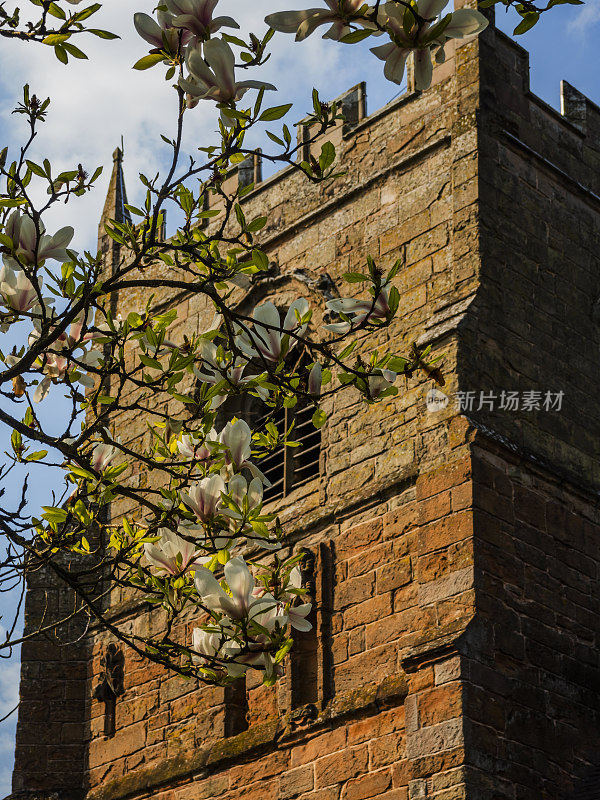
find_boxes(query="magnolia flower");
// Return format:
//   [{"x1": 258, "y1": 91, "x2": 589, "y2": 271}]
[
  {"x1": 371, "y1": 0, "x2": 487, "y2": 89},
  {"x1": 325, "y1": 287, "x2": 391, "y2": 334},
  {"x1": 367, "y1": 369, "x2": 397, "y2": 399},
  {"x1": 29, "y1": 317, "x2": 102, "y2": 403},
  {"x1": 265, "y1": 0, "x2": 377, "y2": 42},
  {"x1": 134, "y1": 10, "x2": 192, "y2": 51},
  {"x1": 285, "y1": 566, "x2": 313, "y2": 631},
  {"x1": 218, "y1": 419, "x2": 269, "y2": 485},
  {"x1": 193, "y1": 339, "x2": 268, "y2": 408},
  {"x1": 194, "y1": 557, "x2": 279, "y2": 627},
  {"x1": 0, "y1": 263, "x2": 44, "y2": 314},
  {"x1": 182, "y1": 474, "x2": 226, "y2": 521},
  {"x1": 219, "y1": 418, "x2": 252, "y2": 468},
  {"x1": 90, "y1": 441, "x2": 118, "y2": 472},
  {"x1": 180, "y1": 38, "x2": 276, "y2": 107},
  {"x1": 144, "y1": 528, "x2": 209, "y2": 576},
  {"x1": 4, "y1": 210, "x2": 74, "y2": 268},
  {"x1": 164, "y1": 0, "x2": 239, "y2": 41},
  {"x1": 192, "y1": 627, "x2": 275, "y2": 678},
  {"x1": 191, "y1": 627, "x2": 224, "y2": 664},
  {"x1": 308, "y1": 362, "x2": 322, "y2": 396},
  {"x1": 224, "y1": 474, "x2": 263, "y2": 519},
  {"x1": 177, "y1": 429, "x2": 218, "y2": 463},
  {"x1": 235, "y1": 299, "x2": 309, "y2": 363}
]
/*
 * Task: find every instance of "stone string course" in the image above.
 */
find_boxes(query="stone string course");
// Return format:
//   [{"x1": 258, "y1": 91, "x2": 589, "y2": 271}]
[{"x1": 10, "y1": 10, "x2": 600, "y2": 800}]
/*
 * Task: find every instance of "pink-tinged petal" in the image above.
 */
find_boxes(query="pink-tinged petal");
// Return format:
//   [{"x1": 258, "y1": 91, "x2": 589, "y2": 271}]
[
  {"x1": 204, "y1": 38, "x2": 236, "y2": 98},
  {"x1": 227, "y1": 474, "x2": 247, "y2": 509},
  {"x1": 384, "y1": 46, "x2": 410, "y2": 84},
  {"x1": 264, "y1": 9, "x2": 325, "y2": 33},
  {"x1": 33, "y1": 375, "x2": 52, "y2": 403},
  {"x1": 225, "y1": 557, "x2": 254, "y2": 608},
  {"x1": 323, "y1": 321, "x2": 351, "y2": 334},
  {"x1": 247, "y1": 477, "x2": 263, "y2": 509},
  {"x1": 134, "y1": 12, "x2": 163, "y2": 47},
  {"x1": 194, "y1": 565, "x2": 225, "y2": 598},
  {"x1": 210, "y1": 15, "x2": 240, "y2": 31},
  {"x1": 283, "y1": 297, "x2": 309, "y2": 332},
  {"x1": 443, "y1": 8, "x2": 488, "y2": 38},
  {"x1": 296, "y1": 10, "x2": 334, "y2": 41},
  {"x1": 144, "y1": 542, "x2": 176, "y2": 574},
  {"x1": 308, "y1": 362, "x2": 322, "y2": 396},
  {"x1": 221, "y1": 419, "x2": 252, "y2": 466},
  {"x1": 414, "y1": 48, "x2": 433, "y2": 90},
  {"x1": 417, "y1": 0, "x2": 449, "y2": 20},
  {"x1": 290, "y1": 613, "x2": 313, "y2": 632}
]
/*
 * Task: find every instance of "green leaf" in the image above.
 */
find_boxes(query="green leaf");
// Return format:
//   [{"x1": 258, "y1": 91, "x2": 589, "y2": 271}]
[
  {"x1": 339, "y1": 28, "x2": 373, "y2": 44},
  {"x1": 259, "y1": 103, "x2": 293, "y2": 122},
  {"x1": 43, "y1": 33, "x2": 70, "y2": 45},
  {"x1": 253, "y1": 249, "x2": 269, "y2": 271},
  {"x1": 47, "y1": 2, "x2": 66, "y2": 19},
  {"x1": 139, "y1": 353, "x2": 162, "y2": 370},
  {"x1": 63, "y1": 42, "x2": 88, "y2": 60},
  {"x1": 133, "y1": 53, "x2": 165, "y2": 70},
  {"x1": 319, "y1": 141, "x2": 336, "y2": 173},
  {"x1": 266, "y1": 130, "x2": 284, "y2": 146},
  {"x1": 54, "y1": 44, "x2": 69, "y2": 64},
  {"x1": 0, "y1": 198, "x2": 27, "y2": 208},
  {"x1": 513, "y1": 11, "x2": 539, "y2": 34},
  {"x1": 343, "y1": 272, "x2": 368, "y2": 283},
  {"x1": 26, "y1": 450, "x2": 48, "y2": 462},
  {"x1": 89, "y1": 29, "x2": 120, "y2": 40},
  {"x1": 312, "y1": 408, "x2": 327, "y2": 429}
]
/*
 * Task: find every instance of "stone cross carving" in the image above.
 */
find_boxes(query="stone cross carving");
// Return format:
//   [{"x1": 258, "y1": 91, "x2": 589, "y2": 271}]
[{"x1": 94, "y1": 643, "x2": 124, "y2": 737}]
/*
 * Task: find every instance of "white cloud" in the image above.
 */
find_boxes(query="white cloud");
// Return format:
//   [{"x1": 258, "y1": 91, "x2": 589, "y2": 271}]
[
  {"x1": 568, "y1": 0, "x2": 600, "y2": 33},
  {"x1": 0, "y1": 0, "x2": 378, "y2": 254}
]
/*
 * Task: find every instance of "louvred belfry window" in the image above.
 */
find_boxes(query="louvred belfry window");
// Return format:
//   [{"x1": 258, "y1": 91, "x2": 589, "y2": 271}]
[
  {"x1": 255, "y1": 393, "x2": 322, "y2": 504},
  {"x1": 211, "y1": 343, "x2": 322, "y2": 504},
  {"x1": 239, "y1": 345, "x2": 322, "y2": 503}
]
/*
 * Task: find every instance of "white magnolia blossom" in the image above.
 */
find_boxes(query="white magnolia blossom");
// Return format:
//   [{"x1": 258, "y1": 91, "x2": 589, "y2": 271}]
[
  {"x1": 90, "y1": 441, "x2": 118, "y2": 472},
  {"x1": 134, "y1": 10, "x2": 192, "y2": 51},
  {"x1": 182, "y1": 473, "x2": 226, "y2": 521},
  {"x1": 193, "y1": 339, "x2": 268, "y2": 408},
  {"x1": 265, "y1": 0, "x2": 379, "y2": 42},
  {"x1": 223, "y1": 474, "x2": 264, "y2": 527},
  {"x1": 235, "y1": 298, "x2": 310, "y2": 363},
  {"x1": 29, "y1": 317, "x2": 102, "y2": 403},
  {"x1": 194, "y1": 557, "x2": 279, "y2": 628},
  {"x1": 164, "y1": 0, "x2": 239, "y2": 40},
  {"x1": 371, "y1": 0, "x2": 488, "y2": 89},
  {"x1": 0, "y1": 263, "x2": 46, "y2": 314},
  {"x1": 325, "y1": 286, "x2": 391, "y2": 334},
  {"x1": 218, "y1": 418, "x2": 266, "y2": 482},
  {"x1": 191, "y1": 626, "x2": 276, "y2": 678},
  {"x1": 367, "y1": 368, "x2": 398, "y2": 399},
  {"x1": 177, "y1": 429, "x2": 218, "y2": 462},
  {"x1": 144, "y1": 528, "x2": 209, "y2": 576},
  {"x1": 3, "y1": 210, "x2": 74, "y2": 269},
  {"x1": 180, "y1": 38, "x2": 276, "y2": 107}
]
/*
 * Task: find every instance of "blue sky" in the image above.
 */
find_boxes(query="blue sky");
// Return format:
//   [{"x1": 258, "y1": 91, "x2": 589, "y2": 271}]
[{"x1": 0, "y1": 0, "x2": 598, "y2": 794}]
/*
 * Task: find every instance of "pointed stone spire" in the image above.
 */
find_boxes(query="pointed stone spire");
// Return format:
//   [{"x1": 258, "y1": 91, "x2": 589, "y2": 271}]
[{"x1": 98, "y1": 146, "x2": 131, "y2": 250}]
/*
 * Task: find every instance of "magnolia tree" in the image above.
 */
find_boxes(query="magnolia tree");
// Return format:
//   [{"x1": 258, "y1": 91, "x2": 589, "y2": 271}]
[{"x1": 0, "y1": 0, "x2": 574, "y2": 687}]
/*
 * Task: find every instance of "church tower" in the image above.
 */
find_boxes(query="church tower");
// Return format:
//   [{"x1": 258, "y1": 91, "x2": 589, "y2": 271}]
[{"x1": 10, "y1": 11, "x2": 600, "y2": 800}]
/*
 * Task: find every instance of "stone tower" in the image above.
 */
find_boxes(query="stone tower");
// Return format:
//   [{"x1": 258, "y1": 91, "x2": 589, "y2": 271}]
[{"x1": 10, "y1": 11, "x2": 600, "y2": 800}]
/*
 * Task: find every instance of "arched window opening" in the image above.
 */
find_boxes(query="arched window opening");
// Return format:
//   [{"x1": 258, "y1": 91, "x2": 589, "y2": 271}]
[
  {"x1": 224, "y1": 676, "x2": 249, "y2": 736},
  {"x1": 290, "y1": 550, "x2": 319, "y2": 708}
]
